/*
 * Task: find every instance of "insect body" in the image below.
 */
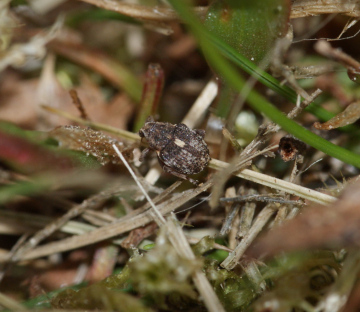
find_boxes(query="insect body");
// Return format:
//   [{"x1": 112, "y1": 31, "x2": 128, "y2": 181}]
[{"x1": 139, "y1": 119, "x2": 210, "y2": 185}]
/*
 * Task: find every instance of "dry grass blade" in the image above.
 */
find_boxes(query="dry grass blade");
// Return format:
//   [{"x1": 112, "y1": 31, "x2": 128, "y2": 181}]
[
  {"x1": 79, "y1": 0, "x2": 208, "y2": 22},
  {"x1": 210, "y1": 145, "x2": 278, "y2": 209},
  {"x1": 291, "y1": 0, "x2": 360, "y2": 18},
  {"x1": 210, "y1": 159, "x2": 336, "y2": 205},
  {"x1": 41, "y1": 105, "x2": 140, "y2": 141},
  {"x1": 112, "y1": 145, "x2": 166, "y2": 226},
  {"x1": 42, "y1": 105, "x2": 337, "y2": 205},
  {"x1": 3, "y1": 0, "x2": 360, "y2": 310},
  {"x1": 182, "y1": 79, "x2": 218, "y2": 128},
  {"x1": 221, "y1": 204, "x2": 278, "y2": 270},
  {"x1": 0, "y1": 291, "x2": 28, "y2": 311},
  {"x1": 166, "y1": 214, "x2": 225, "y2": 312},
  {"x1": 9, "y1": 180, "x2": 213, "y2": 262},
  {"x1": 0, "y1": 210, "x2": 97, "y2": 236},
  {"x1": 10, "y1": 185, "x2": 120, "y2": 261},
  {"x1": 79, "y1": 0, "x2": 360, "y2": 23},
  {"x1": 238, "y1": 202, "x2": 256, "y2": 239},
  {"x1": 113, "y1": 146, "x2": 225, "y2": 312},
  {"x1": 48, "y1": 41, "x2": 142, "y2": 102},
  {"x1": 69, "y1": 89, "x2": 89, "y2": 121}
]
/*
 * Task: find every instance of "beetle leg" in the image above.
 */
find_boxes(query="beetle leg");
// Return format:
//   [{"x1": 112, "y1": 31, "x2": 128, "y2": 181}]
[
  {"x1": 140, "y1": 148, "x2": 150, "y2": 162},
  {"x1": 194, "y1": 129, "x2": 205, "y2": 138},
  {"x1": 163, "y1": 165, "x2": 199, "y2": 186}
]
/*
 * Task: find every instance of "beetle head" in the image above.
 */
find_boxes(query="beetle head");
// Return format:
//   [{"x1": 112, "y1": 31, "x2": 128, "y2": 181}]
[
  {"x1": 139, "y1": 116, "x2": 156, "y2": 138},
  {"x1": 139, "y1": 122, "x2": 154, "y2": 140}
]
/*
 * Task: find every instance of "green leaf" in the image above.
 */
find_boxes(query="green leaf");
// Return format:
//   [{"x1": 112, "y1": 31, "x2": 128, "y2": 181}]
[
  {"x1": 204, "y1": 0, "x2": 290, "y2": 66},
  {"x1": 167, "y1": 0, "x2": 360, "y2": 168}
]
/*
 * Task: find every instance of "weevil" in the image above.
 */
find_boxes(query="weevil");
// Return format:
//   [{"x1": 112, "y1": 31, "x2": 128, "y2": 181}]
[{"x1": 139, "y1": 118, "x2": 210, "y2": 185}]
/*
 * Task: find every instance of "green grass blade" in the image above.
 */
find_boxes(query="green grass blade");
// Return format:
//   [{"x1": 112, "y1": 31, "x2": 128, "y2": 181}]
[
  {"x1": 205, "y1": 32, "x2": 341, "y2": 123},
  {"x1": 167, "y1": 0, "x2": 360, "y2": 169}
]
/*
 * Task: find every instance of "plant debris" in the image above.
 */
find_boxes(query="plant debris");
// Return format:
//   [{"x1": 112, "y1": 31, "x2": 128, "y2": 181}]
[
  {"x1": 314, "y1": 101, "x2": 360, "y2": 130},
  {"x1": 49, "y1": 125, "x2": 131, "y2": 165},
  {"x1": 1, "y1": 1, "x2": 360, "y2": 311}
]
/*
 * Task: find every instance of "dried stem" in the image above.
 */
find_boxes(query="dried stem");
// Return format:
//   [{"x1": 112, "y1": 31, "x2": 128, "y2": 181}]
[
  {"x1": 220, "y1": 194, "x2": 303, "y2": 206},
  {"x1": 167, "y1": 214, "x2": 225, "y2": 312},
  {"x1": 7, "y1": 180, "x2": 213, "y2": 262},
  {"x1": 69, "y1": 89, "x2": 89, "y2": 120},
  {"x1": 221, "y1": 204, "x2": 278, "y2": 270},
  {"x1": 41, "y1": 105, "x2": 140, "y2": 141},
  {"x1": 240, "y1": 259, "x2": 266, "y2": 293},
  {"x1": 42, "y1": 105, "x2": 337, "y2": 205},
  {"x1": 79, "y1": 0, "x2": 208, "y2": 22},
  {"x1": 210, "y1": 158, "x2": 336, "y2": 205},
  {"x1": 182, "y1": 79, "x2": 218, "y2": 128},
  {"x1": 237, "y1": 201, "x2": 256, "y2": 239},
  {"x1": 11, "y1": 185, "x2": 119, "y2": 261},
  {"x1": 113, "y1": 146, "x2": 225, "y2": 312},
  {"x1": 219, "y1": 187, "x2": 238, "y2": 236},
  {"x1": 80, "y1": 0, "x2": 360, "y2": 27},
  {"x1": 209, "y1": 145, "x2": 278, "y2": 209},
  {"x1": 315, "y1": 40, "x2": 360, "y2": 70},
  {"x1": 274, "y1": 159, "x2": 302, "y2": 227},
  {"x1": 291, "y1": 0, "x2": 360, "y2": 18}
]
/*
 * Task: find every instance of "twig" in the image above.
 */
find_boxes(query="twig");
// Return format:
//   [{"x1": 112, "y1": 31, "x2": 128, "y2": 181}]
[
  {"x1": 69, "y1": 89, "x2": 89, "y2": 120},
  {"x1": 220, "y1": 194, "x2": 303, "y2": 206},
  {"x1": 219, "y1": 187, "x2": 237, "y2": 236},
  {"x1": 209, "y1": 159, "x2": 336, "y2": 205},
  {"x1": 237, "y1": 201, "x2": 256, "y2": 239},
  {"x1": 0, "y1": 234, "x2": 28, "y2": 283},
  {"x1": 273, "y1": 160, "x2": 300, "y2": 227},
  {"x1": 315, "y1": 40, "x2": 360, "y2": 78}
]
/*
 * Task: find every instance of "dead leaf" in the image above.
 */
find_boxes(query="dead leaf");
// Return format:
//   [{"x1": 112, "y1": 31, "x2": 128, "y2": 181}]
[
  {"x1": 49, "y1": 125, "x2": 132, "y2": 165},
  {"x1": 88, "y1": 244, "x2": 118, "y2": 283},
  {"x1": 314, "y1": 101, "x2": 360, "y2": 130},
  {"x1": 0, "y1": 71, "x2": 39, "y2": 128},
  {"x1": 121, "y1": 222, "x2": 158, "y2": 249},
  {"x1": 0, "y1": 130, "x2": 75, "y2": 173}
]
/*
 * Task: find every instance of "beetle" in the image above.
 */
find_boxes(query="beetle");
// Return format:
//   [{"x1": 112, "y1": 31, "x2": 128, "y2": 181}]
[{"x1": 139, "y1": 117, "x2": 210, "y2": 185}]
